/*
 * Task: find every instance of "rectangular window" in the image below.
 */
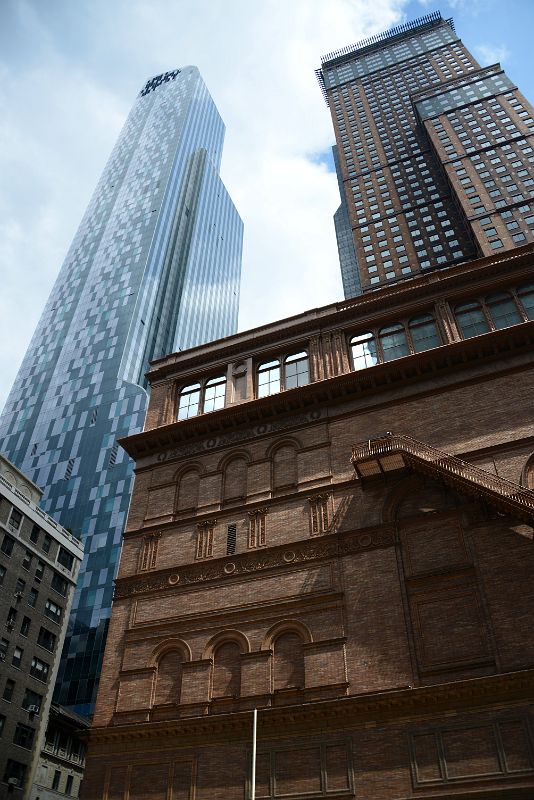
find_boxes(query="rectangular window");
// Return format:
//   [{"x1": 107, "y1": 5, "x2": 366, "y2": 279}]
[
  {"x1": 66, "y1": 776, "x2": 74, "y2": 795},
  {"x1": 21, "y1": 550, "x2": 32, "y2": 570},
  {"x1": 45, "y1": 599, "x2": 62, "y2": 624},
  {"x1": 15, "y1": 577, "x2": 25, "y2": 595},
  {"x1": 20, "y1": 616, "x2": 31, "y2": 637},
  {"x1": 28, "y1": 588, "x2": 38, "y2": 608},
  {"x1": 22, "y1": 688, "x2": 42, "y2": 713},
  {"x1": 51, "y1": 572, "x2": 68, "y2": 596},
  {"x1": 0, "y1": 715, "x2": 5, "y2": 736},
  {"x1": 12, "y1": 647, "x2": 23, "y2": 669},
  {"x1": 52, "y1": 771, "x2": 61, "y2": 791},
  {"x1": 1, "y1": 534, "x2": 15, "y2": 557},
  {"x1": 3, "y1": 679, "x2": 15, "y2": 701},
  {"x1": 42, "y1": 534, "x2": 52, "y2": 554},
  {"x1": 30, "y1": 656, "x2": 50, "y2": 682},
  {"x1": 0, "y1": 565, "x2": 5, "y2": 585},
  {"x1": 37, "y1": 626, "x2": 56, "y2": 652},
  {"x1": 0, "y1": 638, "x2": 8, "y2": 660},
  {"x1": 57, "y1": 547, "x2": 74, "y2": 572},
  {"x1": 30, "y1": 525, "x2": 41, "y2": 544},
  {"x1": 35, "y1": 560, "x2": 45, "y2": 580},
  {"x1": 13, "y1": 723, "x2": 35, "y2": 750},
  {"x1": 2, "y1": 760, "x2": 27, "y2": 789},
  {"x1": 9, "y1": 509, "x2": 23, "y2": 531}
]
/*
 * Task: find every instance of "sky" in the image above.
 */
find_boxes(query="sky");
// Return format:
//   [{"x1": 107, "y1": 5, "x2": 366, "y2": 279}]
[{"x1": 1, "y1": 0, "x2": 533, "y2": 412}]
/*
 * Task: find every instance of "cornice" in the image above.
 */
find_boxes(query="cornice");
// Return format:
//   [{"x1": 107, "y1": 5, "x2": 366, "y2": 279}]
[
  {"x1": 121, "y1": 319, "x2": 534, "y2": 462},
  {"x1": 86, "y1": 668, "x2": 534, "y2": 751},
  {"x1": 146, "y1": 244, "x2": 534, "y2": 383},
  {"x1": 114, "y1": 525, "x2": 395, "y2": 599}
]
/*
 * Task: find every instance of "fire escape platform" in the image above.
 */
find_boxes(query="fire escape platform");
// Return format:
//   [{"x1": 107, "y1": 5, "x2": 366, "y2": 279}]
[{"x1": 351, "y1": 433, "x2": 534, "y2": 523}]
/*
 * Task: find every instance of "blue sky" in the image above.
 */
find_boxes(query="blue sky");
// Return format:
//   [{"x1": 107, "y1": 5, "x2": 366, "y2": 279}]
[{"x1": 0, "y1": 0, "x2": 533, "y2": 411}]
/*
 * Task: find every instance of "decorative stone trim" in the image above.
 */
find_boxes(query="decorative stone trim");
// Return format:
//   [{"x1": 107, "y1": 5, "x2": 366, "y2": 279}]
[
  {"x1": 138, "y1": 531, "x2": 161, "y2": 572},
  {"x1": 114, "y1": 526, "x2": 395, "y2": 599},
  {"x1": 248, "y1": 508, "x2": 268, "y2": 548}
]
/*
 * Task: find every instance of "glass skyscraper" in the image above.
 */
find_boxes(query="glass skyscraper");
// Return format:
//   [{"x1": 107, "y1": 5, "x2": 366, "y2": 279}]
[{"x1": 0, "y1": 67, "x2": 243, "y2": 715}]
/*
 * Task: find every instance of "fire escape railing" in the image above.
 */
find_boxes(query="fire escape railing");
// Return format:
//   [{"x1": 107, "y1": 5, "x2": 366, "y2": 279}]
[{"x1": 351, "y1": 433, "x2": 534, "y2": 521}]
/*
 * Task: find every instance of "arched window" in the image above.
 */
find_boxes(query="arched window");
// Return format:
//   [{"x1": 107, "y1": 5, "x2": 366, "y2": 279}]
[
  {"x1": 223, "y1": 457, "x2": 247, "y2": 501},
  {"x1": 155, "y1": 650, "x2": 183, "y2": 706},
  {"x1": 258, "y1": 360, "x2": 281, "y2": 397},
  {"x1": 284, "y1": 352, "x2": 309, "y2": 389},
  {"x1": 203, "y1": 376, "x2": 226, "y2": 413},
  {"x1": 409, "y1": 314, "x2": 441, "y2": 353},
  {"x1": 177, "y1": 383, "x2": 200, "y2": 420},
  {"x1": 454, "y1": 301, "x2": 490, "y2": 339},
  {"x1": 486, "y1": 292, "x2": 521, "y2": 330},
  {"x1": 176, "y1": 469, "x2": 200, "y2": 512},
  {"x1": 350, "y1": 332, "x2": 378, "y2": 371},
  {"x1": 379, "y1": 323, "x2": 409, "y2": 362},
  {"x1": 257, "y1": 352, "x2": 309, "y2": 397},
  {"x1": 272, "y1": 444, "x2": 298, "y2": 490},
  {"x1": 274, "y1": 632, "x2": 305, "y2": 691},
  {"x1": 177, "y1": 376, "x2": 227, "y2": 420},
  {"x1": 212, "y1": 641, "x2": 241, "y2": 698},
  {"x1": 518, "y1": 282, "x2": 534, "y2": 320}
]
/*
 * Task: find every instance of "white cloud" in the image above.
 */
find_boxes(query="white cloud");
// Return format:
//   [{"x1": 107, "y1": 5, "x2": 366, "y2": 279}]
[
  {"x1": 0, "y1": 0, "x2": 408, "y2": 411},
  {"x1": 474, "y1": 42, "x2": 509, "y2": 66}
]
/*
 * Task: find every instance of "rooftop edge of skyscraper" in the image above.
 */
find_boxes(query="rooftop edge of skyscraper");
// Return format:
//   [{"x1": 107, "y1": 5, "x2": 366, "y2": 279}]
[{"x1": 316, "y1": 12, "x2": 454, "y2": 104}]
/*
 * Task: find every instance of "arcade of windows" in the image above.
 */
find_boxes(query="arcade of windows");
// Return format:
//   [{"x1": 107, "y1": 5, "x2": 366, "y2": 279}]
[{"x1": 175, "y1": 284, "x2": 534, "y2": 417}]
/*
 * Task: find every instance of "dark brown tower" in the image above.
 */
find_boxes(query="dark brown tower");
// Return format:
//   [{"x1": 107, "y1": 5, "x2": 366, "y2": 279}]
[{"x1": 317, "y1": 13, "x2": 534, "y2": 295}]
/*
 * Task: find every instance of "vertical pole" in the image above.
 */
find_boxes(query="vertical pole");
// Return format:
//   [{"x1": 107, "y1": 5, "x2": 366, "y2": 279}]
[{"x1": 251, "y1": 708, "x2": 257, "y2": 800}]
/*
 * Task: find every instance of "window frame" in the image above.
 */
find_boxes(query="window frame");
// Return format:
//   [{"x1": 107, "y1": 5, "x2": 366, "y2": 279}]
[
  {"x1": 348, "y1": 311, "x2": 442, "y2": 370},
  {"x1": 256, "y1": 350, "x2": 310, "y2": 398},
  {"x1": 176, "y1": 374, "x2": 227, "y2": 421},
  {"x1": 453, "y1": 287, "x2": 529, "y2": 339}
]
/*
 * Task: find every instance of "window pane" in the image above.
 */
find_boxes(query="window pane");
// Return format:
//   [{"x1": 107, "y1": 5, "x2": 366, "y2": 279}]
[
  {"x1": 177, "y1": 383, "x2": 201, "y2": 420},
  {"x1": 518, "y1": 282, "x2": 534, "y2": 320},
  {"x1": 351, "y1": 332, "x2": 378, "y2": 370},
  {"x1": 57, "y1": 547, "x2": 74, "y2": 572},
  {"x1": 203, "y1": 376, "x2": 226, "y2": 413},
  {"x1": 379, "y1": 324, "x2": 409, "y2": 361},
  {"x1": 409, "y1": 314, "x2": 440, "y2": 352},
  {"x1": 455, "y1": 301, "x2": 490, "y2": 338},
  {"x1": 258, "y1": 361, "x2": 281, "y2": 397},
  {"x1": 486, "y1": 291, "x2": 521, "y2": 329},
  {"x1": 284, "y1": 353, "x2": 309, "y2": 389}
]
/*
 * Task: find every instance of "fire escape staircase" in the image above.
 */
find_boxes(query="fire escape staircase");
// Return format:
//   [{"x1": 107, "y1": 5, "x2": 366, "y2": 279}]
[{"x1": 351, "y1": 433, "x2": 534, "y2": 523}]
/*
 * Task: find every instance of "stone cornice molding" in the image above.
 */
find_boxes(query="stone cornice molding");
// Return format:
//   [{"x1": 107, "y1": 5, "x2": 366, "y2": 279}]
[
  {"x1": 146, "y1": 245, "x2": 534, "y2": 384},
  {"x1": 114, "y1": 525, "x2": 395, "y2": 600},
  {"x1": 86, "y1": 668, "x2": 534, "y2": 750},
  {"x1": 121, "y1": 320, "x2": 534, "y2": 462}
]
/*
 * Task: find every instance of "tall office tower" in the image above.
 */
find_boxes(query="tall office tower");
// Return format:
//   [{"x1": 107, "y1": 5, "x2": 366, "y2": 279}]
[
  {"x1": 316, "y1": 12, "x2": 534, "y2": 296},
  {"x1": 0, "y1": 67, "x2": 243, "y2": 715}
]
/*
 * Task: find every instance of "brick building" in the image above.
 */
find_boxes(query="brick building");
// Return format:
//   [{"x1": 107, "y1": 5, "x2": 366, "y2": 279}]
[
  {"x1": 317, "y1": 13, "x2": 534, "y2": 295},
  {"x1": 82, "y1": 243, "x2": 534, "y2": 799}
]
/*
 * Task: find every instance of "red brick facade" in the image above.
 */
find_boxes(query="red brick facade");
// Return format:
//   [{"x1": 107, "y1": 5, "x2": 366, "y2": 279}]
[{"x1": 83, "y1": 246, "x2": 534, "y2": 799}]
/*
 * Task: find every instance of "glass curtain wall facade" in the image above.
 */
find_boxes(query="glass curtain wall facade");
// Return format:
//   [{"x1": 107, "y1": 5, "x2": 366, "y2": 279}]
[
  {"x1": 0, "y1": 67, "x2": 243, "y2": 715},
  {"x1": 317, "y1": 13, "x2": 534, "y2": 296}
]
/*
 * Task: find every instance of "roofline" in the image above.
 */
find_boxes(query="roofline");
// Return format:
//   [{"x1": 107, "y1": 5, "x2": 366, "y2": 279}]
[{"x1": 315, "y1": 14, "x2": 454, "y2": 105}]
